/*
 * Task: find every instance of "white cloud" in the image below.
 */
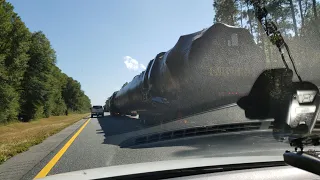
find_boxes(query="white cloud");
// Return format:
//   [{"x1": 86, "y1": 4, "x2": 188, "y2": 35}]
[
  {"x1": 123, "y1": 56, "x2": 146, "y2": 71},
  {"x1": 140, "y1": 64, "x2": 146, "y2": 70},
  {"x1": 124, "y1": 56, "x2": 139, "y2": 71}
]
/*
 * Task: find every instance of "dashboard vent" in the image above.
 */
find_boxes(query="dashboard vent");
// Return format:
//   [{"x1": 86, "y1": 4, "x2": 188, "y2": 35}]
[{"x1": 120, "y1": 121, "x2": 271, "y2": 147}]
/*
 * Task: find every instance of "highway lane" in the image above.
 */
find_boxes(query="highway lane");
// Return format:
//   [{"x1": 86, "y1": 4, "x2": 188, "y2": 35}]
[
  {"x1": 0, "y1": 102, "x2": 313, "y2": 179},
  {"x1": 27, "y1": 103, "x2": 319, "y2": 178},
  {"x1": 48, "y1": 112, "x2": 213, "y2": 175},
  {"x1": 42, "y1": 105, "x2": 289, "y2": 177},
  {"x1": 47, "y1": 113, "x2": 144, "y2": 175}
]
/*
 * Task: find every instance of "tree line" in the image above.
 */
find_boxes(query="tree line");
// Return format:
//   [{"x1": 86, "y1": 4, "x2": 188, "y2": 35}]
[
  {"x1": 213, "y1": 0, "x2": 320, "y2": 69},
  {"x1": 0, "y1": 0, "x2": 91, "y2": 123}
]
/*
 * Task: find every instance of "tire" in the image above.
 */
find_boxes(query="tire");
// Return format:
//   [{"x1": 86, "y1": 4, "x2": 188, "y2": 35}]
[{"x1": 91, "y1": 114, "x2": 93, "y2": 118}]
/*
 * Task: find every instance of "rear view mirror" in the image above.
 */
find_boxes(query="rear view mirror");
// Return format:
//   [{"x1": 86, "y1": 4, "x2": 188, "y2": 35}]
[{"x1": 238, "y1": 68, "x2": 320, "y2": 141}]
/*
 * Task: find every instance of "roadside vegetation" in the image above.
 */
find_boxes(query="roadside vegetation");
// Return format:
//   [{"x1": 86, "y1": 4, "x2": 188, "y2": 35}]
[
  {"x1": 0, "y1": 1, "x2": 92, "y2": 164},
  {"x1": 0, "y1": 0, "x2": 91, "y2": 124},
  {"x1": 0, "y1": 113, "x2": 89, "y2": 164}
]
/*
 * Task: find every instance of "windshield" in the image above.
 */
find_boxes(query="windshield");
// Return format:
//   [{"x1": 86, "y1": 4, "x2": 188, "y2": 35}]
[{"x1": 1, "y1": 0, "x2": 320, "y2": 179}]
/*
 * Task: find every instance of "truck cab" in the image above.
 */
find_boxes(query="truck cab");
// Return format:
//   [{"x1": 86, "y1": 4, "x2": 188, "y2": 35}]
[{"x1": 91, "y1": 105, "x2": 104, "y2": 118}]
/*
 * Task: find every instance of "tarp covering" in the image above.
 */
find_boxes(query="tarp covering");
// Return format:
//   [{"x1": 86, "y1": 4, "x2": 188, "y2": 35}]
[{"x1": 111, "y1": 23, "x2": 319, "y2": 117}]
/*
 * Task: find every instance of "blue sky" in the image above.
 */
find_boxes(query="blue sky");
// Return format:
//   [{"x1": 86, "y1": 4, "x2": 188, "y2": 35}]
[{"x1": 8, "y1": 0, "x2": 213, "y2": 105}]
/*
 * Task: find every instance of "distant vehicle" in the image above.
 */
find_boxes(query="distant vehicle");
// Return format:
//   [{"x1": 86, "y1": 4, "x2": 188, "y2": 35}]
[{"x1": 91, "y1": 105, "x2": 104, "y2": 118}]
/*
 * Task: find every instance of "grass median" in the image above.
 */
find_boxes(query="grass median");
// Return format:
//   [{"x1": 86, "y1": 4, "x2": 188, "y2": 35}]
[{"x1": 0, "y1": 113, "x2": 89, "y2": 164}]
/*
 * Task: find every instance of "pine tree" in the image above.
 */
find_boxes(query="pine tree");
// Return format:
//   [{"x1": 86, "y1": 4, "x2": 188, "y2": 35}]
[
  {"x1": 0, "y1": 0, "x2": 30, "y2": 123},
  {"x1": 20, "y1": 31, "x2": 56, "y2": 120},
  {"x1": 0, "y1": 0, "x2": 91, "y2": 122},
  {"x1": 213, "y1": 0, "x2": 239, "y2": 26}
]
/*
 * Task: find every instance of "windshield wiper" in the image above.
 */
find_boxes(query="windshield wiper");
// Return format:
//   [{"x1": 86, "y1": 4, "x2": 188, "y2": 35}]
[
  {"x1": 250, "y1": 0, "x2": 302, "y2": 82},
  {"x1": 100, "y1": 161, "x2": 286, "y2": 180},
  {"x1": 284, "y1": 135, "x2": 320, "y2": 176}
]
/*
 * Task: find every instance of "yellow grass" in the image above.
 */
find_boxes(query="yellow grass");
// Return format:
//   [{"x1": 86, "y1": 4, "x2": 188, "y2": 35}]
[{"x1": 0, "y1": 113, "x2": 89, "y2": 164}]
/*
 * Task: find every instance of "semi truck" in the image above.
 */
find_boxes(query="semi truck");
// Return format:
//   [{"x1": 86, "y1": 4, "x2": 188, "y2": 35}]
[{"x1": 108, "y1": 23, "x2": 320, "y2": 125}]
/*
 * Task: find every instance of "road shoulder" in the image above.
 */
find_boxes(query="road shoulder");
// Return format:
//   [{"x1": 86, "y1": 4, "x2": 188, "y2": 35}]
[{"x1": 0, "y1": 117, "x2": 89, "y2": 180}]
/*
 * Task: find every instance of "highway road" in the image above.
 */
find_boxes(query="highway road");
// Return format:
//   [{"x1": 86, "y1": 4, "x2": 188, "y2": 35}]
[
  {"x1": 48, "y1": 113, "x2": 146, "y2": 175},
  {"x1": 14, "y1": 104, "x2": 319, "y2": 179},
  {"x1": 46, "y1": 114, "x2": 279, "y2": 175},
  {"x1": 25, "y1": 105, "x2": 288, "y2": 178}
]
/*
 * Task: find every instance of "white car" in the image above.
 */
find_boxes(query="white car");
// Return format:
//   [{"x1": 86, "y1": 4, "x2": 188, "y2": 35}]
[{"x1": 91, "y1": 105, "x2": 104, "y2": 118}]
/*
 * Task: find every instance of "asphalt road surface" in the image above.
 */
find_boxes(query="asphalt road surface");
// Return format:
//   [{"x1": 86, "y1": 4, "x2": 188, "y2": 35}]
[
  {"x1": 48, "y1": 113, "x2": 146, "y2": 175},
  {"x1": 41, "y1": 105, "x2": 284, "y2": 176},
  {"x1": 21, "y1": 104, "x2": 319, "y2": 178}
]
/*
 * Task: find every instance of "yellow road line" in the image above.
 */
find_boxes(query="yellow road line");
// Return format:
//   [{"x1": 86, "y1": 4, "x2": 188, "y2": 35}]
[{"x1": 34, "y1": 118, "x2": 91, "y2": 179}]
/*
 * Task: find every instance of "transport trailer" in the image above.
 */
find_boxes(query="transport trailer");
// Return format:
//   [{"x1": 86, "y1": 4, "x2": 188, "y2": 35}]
[{"x1": 109, "y1": 23, "x2": 320, "y2": 125}]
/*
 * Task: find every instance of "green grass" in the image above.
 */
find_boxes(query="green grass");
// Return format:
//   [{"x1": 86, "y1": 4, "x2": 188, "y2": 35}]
[{"x1": 0, "y1": 113, "x2": 89, "y2": 164}]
